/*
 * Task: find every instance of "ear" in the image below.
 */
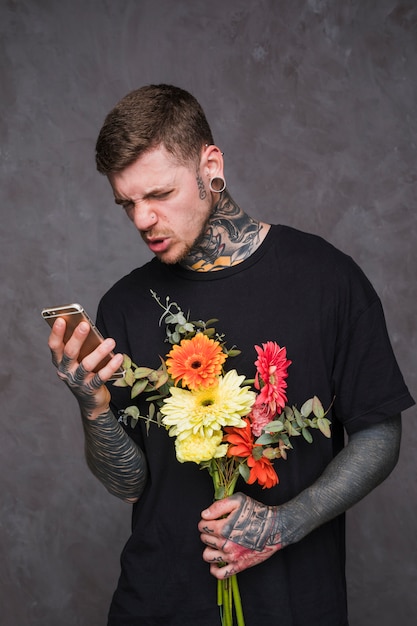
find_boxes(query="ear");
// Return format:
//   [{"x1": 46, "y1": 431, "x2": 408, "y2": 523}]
[{"x1": 201, "y1": 144, "x2": 224, "y2": 181}]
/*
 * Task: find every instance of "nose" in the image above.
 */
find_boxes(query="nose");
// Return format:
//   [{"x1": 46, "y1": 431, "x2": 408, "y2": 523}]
[{"x1": 130, "y1": 203, "x2": 157, "y2": 231}]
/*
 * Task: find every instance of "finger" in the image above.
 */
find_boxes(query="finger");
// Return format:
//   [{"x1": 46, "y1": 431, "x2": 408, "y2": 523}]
[
  {"x1": 200, "y1": 496, "x2": 239, "y2": 523},
  {"x1": 83, "y1": 351, "x2": 124, "y2": 384},
  {"x1": 48, "y1": 317, "x2": 67, "y2": 366},
  {"x1": 79, "y1": 334, "x2": 116, "y2": 372},
  {"x1": 202, "y1": 546, "x2": 226, "y2": 564},
  {"x1": 89, "y1": 372, "x2": 104, "y2": 390},
  {"x1": 72, "y1": 362, "x2": 89, "y2": 385},
  {"x1": 62, "y1": 321, "x2": 92, "y2": 359}
]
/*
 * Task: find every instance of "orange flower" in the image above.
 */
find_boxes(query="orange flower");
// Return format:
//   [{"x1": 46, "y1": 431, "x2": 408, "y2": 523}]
[
  {"x1": 224, "y1": 419, "x2": 279, "y2": 489},
  {"x1": 246, "y1": 456, "x2": 278, "y2": 489},
  {"x1": 166, "y1": 333, "x2": 227, "y2": 390},
  {"x1": 254, "y1": 342, "x2": 291, "y2": 414}
]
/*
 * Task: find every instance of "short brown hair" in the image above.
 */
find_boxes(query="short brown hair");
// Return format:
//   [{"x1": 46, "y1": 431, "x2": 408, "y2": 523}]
[{"x1": 95, "y1": 84, "x2": 214, "y2": 174}]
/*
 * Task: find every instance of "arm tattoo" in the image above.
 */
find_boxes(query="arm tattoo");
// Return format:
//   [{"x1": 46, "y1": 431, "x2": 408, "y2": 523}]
[
  {"x1": 58, "y1": 360, "x2": 147, "y2": 502},
  {"x1": 81, "y1": 408, "x2": 148, "y2": 502},
  {"x1": 278, "y1": 415, "x2": 402, "y2": 546},
  {"x1": 221, "y1": 416, "x2": 401, "y2": 551}
]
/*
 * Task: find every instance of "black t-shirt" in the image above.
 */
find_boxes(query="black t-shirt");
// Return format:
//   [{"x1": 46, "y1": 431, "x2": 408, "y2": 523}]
[{"x1": 97, "y1": 225, "x2": 414, "y2": 626}]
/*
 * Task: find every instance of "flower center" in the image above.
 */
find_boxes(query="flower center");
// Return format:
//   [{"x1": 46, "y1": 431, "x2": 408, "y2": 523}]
[
  {"x1": 191, "y1": 359, "x2": 202, "y2": 369},
  {"x1": 201, "y1": 399, "x2": 214, "y2": 406}
]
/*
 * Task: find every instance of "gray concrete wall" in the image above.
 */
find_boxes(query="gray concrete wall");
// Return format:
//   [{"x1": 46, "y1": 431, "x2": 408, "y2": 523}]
[{"x1": 1, "y1": 1, "x2": 416, "y2": 624}]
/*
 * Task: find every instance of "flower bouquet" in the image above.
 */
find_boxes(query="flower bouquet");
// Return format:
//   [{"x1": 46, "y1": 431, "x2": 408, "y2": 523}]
[{"x1": 115, "y1": 291, "x2": 331, "y2": 626}]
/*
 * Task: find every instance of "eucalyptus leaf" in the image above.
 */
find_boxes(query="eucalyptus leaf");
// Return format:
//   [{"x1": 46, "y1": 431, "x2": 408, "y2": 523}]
[
  {"x1": 255, "y1": 433, "x2": 276, "y2": 445},
  {"x1": 131, "y1": 378, "x2": 149, "y2": 399},
  {"x1": 123, "y1": 405, "x2": 140, "y2": 420},
  {"x1": 312, "y1": 396, "x2": 325, "y2": 419},
  {"x1": 205, "y1": 318, "x2": 219, "y2": 327},
  {"x1": 302, "y1": 427, "x2": 313, "y2": 443},
  {"x1": 300, "y1": 398, "x2": 313, "y2": 417},
  {"x1": 124, "y1": 368, "x2": 136, "y2": 387},
  {"x1": 227, "y1": 349, "x2": 241, "y2": 357},
  {"x1": 239, "y1": 463, "x2": 250, "y2": 482},
  {"x1": 112, "y1": 377, "x2": 128, "y2": 388},
  {"x1": 317, "y1": 417, "x2": 331, "y2": 438},
  {"x1": 265, "y1": 420, "x2": 285, "y2": 433},
  {"x1": 293, "y1": 407, "x2": 305, "y2": 428},
  {"x1": 134, "y1": 367, "x2": 155, "y2": 379},
  {"x1": 122, "y1": 354, "x2": 132, "y2": 370}
]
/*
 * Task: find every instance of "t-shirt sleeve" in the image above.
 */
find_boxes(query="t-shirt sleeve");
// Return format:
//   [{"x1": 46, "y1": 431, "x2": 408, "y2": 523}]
[{"x1": 332, "y1": 296, "x2": 414, "y2": 434}]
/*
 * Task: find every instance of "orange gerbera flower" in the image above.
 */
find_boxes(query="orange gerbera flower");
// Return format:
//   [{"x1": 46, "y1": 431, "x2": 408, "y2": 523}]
[
  {"x1": 224, "y1": 418, "x2": 279, "y2": 489},
  {"x1": 254, "y1": 341, "x2": 292, "y2": 414},
  {"x1": 166, "y1": 333, "x2": 227, "y2": 390}
]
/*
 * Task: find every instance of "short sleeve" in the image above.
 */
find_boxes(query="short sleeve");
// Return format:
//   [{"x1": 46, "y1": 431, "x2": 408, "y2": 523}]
[{"x1": 332, "y1": 297, "x2": 414, "y2": 434}]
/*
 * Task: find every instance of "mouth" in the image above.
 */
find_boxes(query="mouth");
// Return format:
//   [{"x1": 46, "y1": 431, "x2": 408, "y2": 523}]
[{"x1": 145, "y1": 236, "x2": 171, "y2": 254}]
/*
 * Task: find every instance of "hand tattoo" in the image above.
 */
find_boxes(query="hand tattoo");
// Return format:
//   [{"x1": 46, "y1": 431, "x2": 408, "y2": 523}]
[{"x1": 222, "y1": 494, "x2": 282, "y2": 551}]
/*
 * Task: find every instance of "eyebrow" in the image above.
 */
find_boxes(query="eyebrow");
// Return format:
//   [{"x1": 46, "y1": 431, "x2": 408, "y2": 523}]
[{"x1": 114, "y1": 186, "x2": 173, "y2": 205}]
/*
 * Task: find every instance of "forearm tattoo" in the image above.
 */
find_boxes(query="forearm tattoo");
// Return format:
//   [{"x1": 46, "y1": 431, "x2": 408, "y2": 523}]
[
  {"x1": 82, "y1": 408, "x2": 148, "y2": 502},
  {"x1": 57, "y1": 359, "x2": 147, "y2": 502},
  {"x1": 276, "y1": 415, "x2": 401, "y2": 547},
  {"x1": 221, "y1": 416, "x2": 401, "y2": 551}
]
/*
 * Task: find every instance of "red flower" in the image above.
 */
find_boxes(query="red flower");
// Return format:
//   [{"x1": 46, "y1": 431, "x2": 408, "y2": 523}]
[
  {"x1": 254, "y1": 342, "x2": 291, "y2": 414},
  {"x1": 224, "y1": 419, "x2": 279, "y2": 489}
]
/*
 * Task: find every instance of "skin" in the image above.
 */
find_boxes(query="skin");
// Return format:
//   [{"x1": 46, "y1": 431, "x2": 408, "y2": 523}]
[
  {"x1": 48, "y1": 144, "x2": 268, "y2": 501},
  {"x1": 48, "y1": 141, "x2": 402, "y2": 579},
  {"x1": 198, "y1": 415, "x2": 401, "y2": 579}
]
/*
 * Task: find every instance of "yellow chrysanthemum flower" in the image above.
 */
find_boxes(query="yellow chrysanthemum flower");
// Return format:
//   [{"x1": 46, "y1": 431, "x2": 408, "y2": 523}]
[
  {"x1": 175, "y1": 430, "x2": 228, "y2": 463},
  {"x1": 161, "y1": 369, "x2": 256, "y2": 440},
  {"x1": 165, "y1": 333, "x2": 227, "y2": 390}
]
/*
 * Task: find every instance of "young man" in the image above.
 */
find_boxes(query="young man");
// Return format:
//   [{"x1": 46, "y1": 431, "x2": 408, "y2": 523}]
[{"x1": 48, "y1": 84, "x2": 414, "y2": 625}]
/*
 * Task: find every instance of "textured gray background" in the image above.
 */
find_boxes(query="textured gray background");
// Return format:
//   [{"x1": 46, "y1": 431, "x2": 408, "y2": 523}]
[{"x1": 1, "y1": 1, "x2": 416, "y2": 624}]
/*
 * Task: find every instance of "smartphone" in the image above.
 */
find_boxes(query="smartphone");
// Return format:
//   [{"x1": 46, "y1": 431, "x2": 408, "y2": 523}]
[{"x1": 41, "y1": 303, "x2": 125, "y2": 380}]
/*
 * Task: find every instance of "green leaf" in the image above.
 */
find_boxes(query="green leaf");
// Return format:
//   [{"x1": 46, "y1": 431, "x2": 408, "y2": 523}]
[
  {"x1": 123, "y1": 405, "x2": 140, "y2": 420},
  {"x1": 124, "y1": 368, "x2": 136, "y2": 387},
  {"x1": 122, "y1": 354, "x2": 132, "y2": 370},
  {"x1": 293, "y1": 407, "x2": 305, "y2": 428},
  {"x1": 255, "y1": 433, "x2": 277, "y2": 445},
  {"x1": 301, "y1": 427, "x2": 313, "y2": 443},
  {"x1": 134, "y1": 367, "x2": 155, "y2": 379},
  {"x1": 283, "y1": 406, "x2": 294, "y2": 419},
  {"x1": 131, "y1": 378, "x2": 149, "y2": 399},
  {"x1": 239, "y1": 463, "x2": 250, "y2": 482},
  {"x1": 205, "y1": 318, "x2": 219, "y2": 327},
  {"x1": 265, "y1": 420, "x2": 285, "y2": 433},
  {"x1": 317, "y1": 417, "x2": 332, "y2": 438},
  {"x1": 312, "y1": 396, "x2": 325, "y2": 419},
  {"x1": 300, "y1": 398, "x2": 313, "y2": 417},
  {"x1": 227, "y1": 349, "x2": 241, "y2": 358},
  {"x1": 112, "y1": 377, "x2": 128, "y2": 387},
  {"x1": 251, "y1": 446, "x2": 263, "y2": 460}
]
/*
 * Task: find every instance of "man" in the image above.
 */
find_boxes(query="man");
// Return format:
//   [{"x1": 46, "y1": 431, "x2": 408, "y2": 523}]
[{"x1": 48, "y1": 84, "x2": 414, "y2": 625}]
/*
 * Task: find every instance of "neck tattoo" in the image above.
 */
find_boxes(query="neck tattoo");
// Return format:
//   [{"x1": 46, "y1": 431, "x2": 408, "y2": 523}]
[{"x1": 185, "y1": 191, "x2": 268, "y2": 272}]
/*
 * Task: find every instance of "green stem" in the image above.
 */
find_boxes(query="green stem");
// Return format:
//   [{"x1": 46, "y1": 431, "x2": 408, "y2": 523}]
[
  {"x1": 211, "y1": 459, "x2": 246, "y2": 626},
  {"x1": 231, "y1": 575, "x2": 245, "y2": 626}
]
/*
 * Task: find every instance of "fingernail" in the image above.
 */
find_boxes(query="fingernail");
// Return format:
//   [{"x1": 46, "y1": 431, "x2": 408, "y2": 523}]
[{"x1": 79, "y1": 322, "x2": 90, "y2": 333}]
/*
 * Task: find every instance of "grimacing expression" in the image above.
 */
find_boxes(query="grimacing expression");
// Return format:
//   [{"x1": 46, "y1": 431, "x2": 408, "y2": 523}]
[{"x1": 109, "y1": 145, "x2": 218, "y2": 264}]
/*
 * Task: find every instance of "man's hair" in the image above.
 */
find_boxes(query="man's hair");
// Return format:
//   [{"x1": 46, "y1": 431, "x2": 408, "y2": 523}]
[{"x1": 95, "y1": 84, "x2": 214, "y2": 174}]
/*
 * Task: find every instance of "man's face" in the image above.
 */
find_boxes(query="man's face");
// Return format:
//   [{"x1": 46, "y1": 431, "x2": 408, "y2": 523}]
[{"x1": 108, "y1": 145, "x2": 213, "y2": 265}]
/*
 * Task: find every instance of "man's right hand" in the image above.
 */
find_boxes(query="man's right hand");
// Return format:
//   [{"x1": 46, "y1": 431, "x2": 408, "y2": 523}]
[{"x1": 48, "y1": 317, "x2": 124, "y2": 420}]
